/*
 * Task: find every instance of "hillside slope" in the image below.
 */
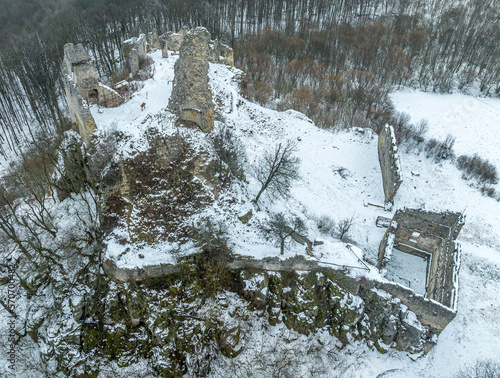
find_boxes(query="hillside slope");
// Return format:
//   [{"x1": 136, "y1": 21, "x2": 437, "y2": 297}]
[{"x1": 87, "y1": 49, "x2": 500, "y2": 376}]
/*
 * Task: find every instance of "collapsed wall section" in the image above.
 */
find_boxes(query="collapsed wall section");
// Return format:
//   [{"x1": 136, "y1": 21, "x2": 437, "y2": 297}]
[{"x1": 378, "y1": 124, "x2": 403, "y2": 207}]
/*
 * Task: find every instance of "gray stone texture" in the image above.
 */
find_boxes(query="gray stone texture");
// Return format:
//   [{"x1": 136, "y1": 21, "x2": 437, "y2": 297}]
[
  {"x1": 168, "y1": 27, "x2": 214, "y2": 132},
  {"x1": 63, "y1": 43, "x2": 98, "y2": 143},
  {"x1": 63, "y1": 43, "x2": 124, "y2": 143},
  {"x1": 378, "y1": 124, "x2": 403, "y2": 206},
  {"x1": 122, "y1": 34, "x2": 148, "y2": 77},
  {"x1": 378, "y1": 209, "x2": 464, "y2": 309}
]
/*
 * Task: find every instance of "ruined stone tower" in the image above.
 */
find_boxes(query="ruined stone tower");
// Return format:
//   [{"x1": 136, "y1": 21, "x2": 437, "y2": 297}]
[
  {"x1": 63, "y1": 43, "x2": 124, "y2": 143},
  {"x1": 168, "y1": 27, "x2": 214, "y2": 132}
]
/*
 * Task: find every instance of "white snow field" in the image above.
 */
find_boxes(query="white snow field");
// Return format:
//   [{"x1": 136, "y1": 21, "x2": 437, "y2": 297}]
[{"x1": 89, "y1": 50, "x2": 500, "y2": 377}]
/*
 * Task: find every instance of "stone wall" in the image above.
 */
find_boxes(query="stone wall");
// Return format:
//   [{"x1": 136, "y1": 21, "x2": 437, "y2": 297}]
[
  {"x1": 163, "y1": 26, "x2": 234, "y2": 67},
  {"x1": 168, "y1": 27, "x2": 214, "y2": 132},
  {"x1": 371, "y1": 280, "x2": 457, "y2": 332},
  {"x1": 63, "y1": 80, "x2": 96, "y2": 144},
  {"x1": 208, "y1": 40, "x2": 234, "y2": 66},
  {"x1": 377, "y1": 209, "x2": 464, "y2": 309},
  {"x1": 165, "y1": 26, "x2": 189, "y2": 52},
  {"x1": 378, "y1": 124, "x2": 403, "y2": 207},
  {"x1": 122, "y1": 34, "x2": 148, "y2": 77},
  {"x1": 63, "y1": 43, "x2": 98, "y2": 144},
  {"x1": 103, "y1": 253, "x2": 456, "y2": 340},
  {"x1": 63, "y1": 43, "x2": 124, "y2": 143}
]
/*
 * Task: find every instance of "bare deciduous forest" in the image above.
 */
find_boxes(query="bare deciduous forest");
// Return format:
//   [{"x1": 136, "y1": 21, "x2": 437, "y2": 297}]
[{"x1": 0, "y1": 0, "x2": 499, "y2": 156}]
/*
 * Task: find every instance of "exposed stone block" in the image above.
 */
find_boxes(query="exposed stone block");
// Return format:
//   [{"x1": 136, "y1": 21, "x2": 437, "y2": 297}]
[
  {"x1": 63, "y1": 43, "x2": 126, "y2": 142},
  {"x1": 208, "y1": 40, "x2": 234, "y2": 66},
  {"x1": 97, "y1": 84, "x2": 124, "y2": 108},
  {"x1": 122, "y1": 34, "x2": 147, "y2": 77}
]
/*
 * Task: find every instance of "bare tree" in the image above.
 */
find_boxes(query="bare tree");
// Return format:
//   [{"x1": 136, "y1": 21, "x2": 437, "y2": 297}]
[
  {"x1": 211, "y1": 125, "x2": 245, "y2": 186},
  {"x1": 336, "y1": 214, "x2": 355, "y2": 241},
  {"x1": 455, "y1": 359, "x2": 500, "y2": 378},
  {"x1": 254, "y1": 140, "x2": 300, "y2": 204},
  {"x1": 261, "y1": 212, "x2": 306, "y2": 255}
]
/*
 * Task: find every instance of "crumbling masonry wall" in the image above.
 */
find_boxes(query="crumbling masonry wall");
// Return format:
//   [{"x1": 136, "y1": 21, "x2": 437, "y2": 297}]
[
  {"x1": 63, "y1": 43, "x2": 98, "y2": 144},
  {"x1": 63, "y1": 43, "x2": 124, "y2": 143},
  {"x1": 378, "y1": 209, "x2": 464, "y2": 310},
  {"x1": 168, "y1": 27, "x2": 215, "y2": 132},
  {"x1": 378, "y1": 124, "x2": 403, "y2": 207},
  {"x1": 163, "y1": 26, "x2": 234, "y2": 66},
  {"x1": 103, "y1": 254, "x2": 455, "y2": 353},
  {"x1": 122, "y1": 34, "x2": 148, "y2": 77}
]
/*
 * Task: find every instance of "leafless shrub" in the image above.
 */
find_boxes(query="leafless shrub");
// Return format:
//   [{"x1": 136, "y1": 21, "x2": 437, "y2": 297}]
[
  {"x1": 191, "y1": 216, "x2": 228, "y2": 254},
  {"x1": 317, "y1": 215, "x2": 335, "y2": 235},
  {"x1": 335, "y1": 215, "x2": 355, "y2": 241},
  {"x1": 424, "y1": 134, "x2": 455, "y2": 162},
  {"x1": 260, "y1": 212, "x2": 306, "y2": 255},
  {"x1": 399, "y1": 117, "x2": 428, "y2": 152},
  {"x1": 455, "y1": 359, "x2": 500, "y2": 378},
  {"x1": 210, "y1": 126, "x2": 245, "y2": 186},
  {"x1": 137, "y1": 55, "x2": 155, "y2": 80},
  {"x1": 456, "y1": 154, "x2": 498, "y2": 185}
]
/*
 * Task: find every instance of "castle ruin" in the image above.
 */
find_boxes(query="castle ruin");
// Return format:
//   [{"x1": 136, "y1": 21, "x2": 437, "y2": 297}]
[
  {"x1": 122, "y1": 34, "x2": 148, "y2": 78},
  {"x1": 378, "y1": 209, "x2": 464, "y2": 312},
  {"x1": 63, "y1": 43, "x2": 124, "y2": 143}
]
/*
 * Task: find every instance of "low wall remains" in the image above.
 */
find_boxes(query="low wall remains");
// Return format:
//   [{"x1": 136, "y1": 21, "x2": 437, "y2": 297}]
[{"x1": 103, "y1": 254, "x2": 455, "y2": 333}]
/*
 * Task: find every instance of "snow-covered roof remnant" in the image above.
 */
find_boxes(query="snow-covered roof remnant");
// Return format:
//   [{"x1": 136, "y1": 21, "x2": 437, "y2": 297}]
[
  {"x1": 378, "y1": 124, "x2": 403, "y2": 208},
  {"x1": 377, "y1": 208, "x2": 464, "y2": 312}
]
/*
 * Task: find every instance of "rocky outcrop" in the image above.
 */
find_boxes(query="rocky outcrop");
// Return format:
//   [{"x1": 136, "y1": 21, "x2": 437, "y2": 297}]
[
  {"x1": 378, "y1": 124, "x2": 403, "y2": 208},
  {"x1": 63, "y1": 43, "x2": 124, "y2": 143},
  {"x1": 168, "y1": 27, "x2": 214, "y2": 132},
  {"x1": 103, "y1": 252, "x2": 455, "y2": 353}
]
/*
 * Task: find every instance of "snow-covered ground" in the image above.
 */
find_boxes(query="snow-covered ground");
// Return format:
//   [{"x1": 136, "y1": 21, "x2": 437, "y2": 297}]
[
  {"x1": 0, "y1": 47, "x2": 497, "y2": 376},
  {"x1": 391, "y1": 89, "x2": 500, "y2": 168},
  {"x1": 89, "y1": 50, "x2": 500, "y2": 376},
  {"x1": 385, "y1": 249, "x2": 428, "y2": 296}
]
